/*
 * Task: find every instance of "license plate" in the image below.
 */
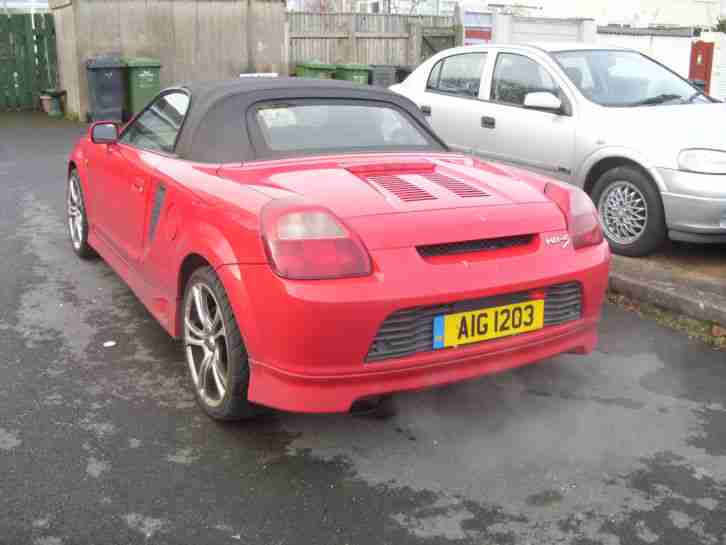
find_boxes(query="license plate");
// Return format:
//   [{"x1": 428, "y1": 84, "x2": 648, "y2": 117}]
[{"x1": 433, "y1": 300, "x2": 544, "y2": 349}]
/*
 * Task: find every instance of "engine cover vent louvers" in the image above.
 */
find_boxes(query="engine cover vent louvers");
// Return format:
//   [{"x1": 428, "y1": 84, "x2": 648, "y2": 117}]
[
  {"x1": 366, "y1": 174, "x2": 437, "y2": 202},
  {"x1": 420, "y1": 172, "x2": 489, "y2": 198},
  {"x1": 417, "y1": 234, "x2": 533, "y2": 258},
  {"x1": 366, "y1": 282, "x2": 583, "y2": 363}
]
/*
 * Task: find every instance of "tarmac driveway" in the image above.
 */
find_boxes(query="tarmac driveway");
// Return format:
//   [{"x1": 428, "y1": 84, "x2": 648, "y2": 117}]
[{"x1": 1, "y1": 114, "x2": 726, "y2": 545}]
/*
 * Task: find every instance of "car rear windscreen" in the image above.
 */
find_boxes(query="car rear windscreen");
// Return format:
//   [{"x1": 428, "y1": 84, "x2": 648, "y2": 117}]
[{"x1": 250, "y1": 100, "x2": 442, "y2": 156}]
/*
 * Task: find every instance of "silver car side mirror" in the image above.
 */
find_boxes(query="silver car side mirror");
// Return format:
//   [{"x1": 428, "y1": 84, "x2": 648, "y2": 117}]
[{"x1": 523, "y1": 92, "x2": 563, "y2": 113}]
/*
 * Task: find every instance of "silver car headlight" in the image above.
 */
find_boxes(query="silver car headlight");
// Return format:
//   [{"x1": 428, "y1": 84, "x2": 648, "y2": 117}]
[{"x1": 678, "y1": 148, "x2": 726, "y2": 174}]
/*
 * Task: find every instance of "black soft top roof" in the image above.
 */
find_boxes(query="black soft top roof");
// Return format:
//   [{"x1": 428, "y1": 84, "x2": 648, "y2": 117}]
[{"x1": 171, "y1": 78, "x2": 445, "y2": 163}]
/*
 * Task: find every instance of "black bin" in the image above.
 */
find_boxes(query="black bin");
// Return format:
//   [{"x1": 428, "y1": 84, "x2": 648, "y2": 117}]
[
  {"x1": 394, "y1": 65, "x2": 413, "y2": 84},
  {"x1": 370, "y1": 65, "x2": 397, "y2": 87},
  {"x1": 86, "y1": 55, "x2": 125, "y2": 122}
]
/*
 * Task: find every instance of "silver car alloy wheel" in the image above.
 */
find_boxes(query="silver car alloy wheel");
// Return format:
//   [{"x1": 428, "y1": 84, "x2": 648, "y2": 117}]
[
  {"x1": 597, "y1": 180, "x2": 648, "y2": 245},
  {"x1": 67, "y1": 174, "x2": 84, "y2": 250},
  {"x1": 184, "y1": 283, "x2": 229, "y2": 408}
]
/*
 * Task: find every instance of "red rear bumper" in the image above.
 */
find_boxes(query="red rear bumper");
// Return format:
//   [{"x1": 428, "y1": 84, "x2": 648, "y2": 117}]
[
  {"x1": 249, "y1": 319, "x2": 598, "y2": 412},
  {"x1": 218, "y1": 238, "x2": 610, "y2": 413}
]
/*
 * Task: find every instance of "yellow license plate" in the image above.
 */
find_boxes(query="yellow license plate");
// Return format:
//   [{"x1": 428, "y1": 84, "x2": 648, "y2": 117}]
[{"x1": 433, "y1": 300, "x2": 544, "y2": 349}]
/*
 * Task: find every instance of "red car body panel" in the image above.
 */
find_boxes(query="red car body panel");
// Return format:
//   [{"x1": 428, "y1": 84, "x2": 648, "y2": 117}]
[{"x1": 69, "y1": 136, "x2": 610, "y2": 412}]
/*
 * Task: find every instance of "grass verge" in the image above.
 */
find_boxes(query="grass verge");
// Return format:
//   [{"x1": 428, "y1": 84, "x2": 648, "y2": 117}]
[{"x1": 607, "y1": 291, "x2": 726, "y2": 351}]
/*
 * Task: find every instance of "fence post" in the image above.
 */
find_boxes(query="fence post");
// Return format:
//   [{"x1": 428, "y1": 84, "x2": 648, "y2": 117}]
[
  {"x1": 348, "y1": 14, "x2": 357, "y2": 63},
  {"x1": 408, "y1": 22, "x2": 421, "y2": 67},
  {"x1": 283, "y1": 20, "x2": 291, "y2": 75},
  {"x1": 20, "y1": 15, "x2": 36, "y2": 109}
]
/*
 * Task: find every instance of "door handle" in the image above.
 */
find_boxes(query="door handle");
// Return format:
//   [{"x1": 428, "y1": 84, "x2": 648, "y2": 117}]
[
  {"x1": 131, "y1": 179, "x2": 145, "y2": 193},
  {"x1": 420, "y1": 105, "x2": 431, "y2": 116},
  {"x1": 481, "y1": 116, "x2": 496, "y2": 129}
]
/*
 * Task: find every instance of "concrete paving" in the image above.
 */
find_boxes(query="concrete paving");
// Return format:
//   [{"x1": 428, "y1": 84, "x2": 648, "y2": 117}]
[{"x1": 2, "y1": 113, "x2": 726, "y2": 545}]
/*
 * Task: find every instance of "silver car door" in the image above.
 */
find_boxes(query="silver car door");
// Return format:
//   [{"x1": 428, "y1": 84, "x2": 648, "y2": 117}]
[
  {"x1": 476, "y1": 51, "x2": 576, "y2": 181},
  {"x1": 418, "y1": 51, "x2": 489, "y2": 154}
]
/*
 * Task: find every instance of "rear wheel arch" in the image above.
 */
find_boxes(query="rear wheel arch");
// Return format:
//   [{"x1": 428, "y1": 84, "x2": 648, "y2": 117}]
[
  {"x1": 176, "y1": 253, "x2": 213, "y2": 335},
  {"x1": 175, "y1": 253, "x2": 258, "y2": 351},
  {"x1": 172, "y1": 218, "x2": 264, "y2": 345},
  {"x1": 178, "y1": 253, "x2": 211, "y2": 295},
  {"x1": 174, "y1": 220, "x2": 247, "y2": 306}
]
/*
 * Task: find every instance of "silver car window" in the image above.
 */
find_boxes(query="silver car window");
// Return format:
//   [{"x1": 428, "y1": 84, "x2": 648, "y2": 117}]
[
  {"x1": 556, "y1": 54, "x2": 595, "y2": 95},
  {"x1": 491, "y1": 53, "x2": 560, "y2": 106},
  {"x1": 426, "y1": 53, "x2": 487, "y2": 98},
  {"x1": 553, "y1": 50, "x2": 703, "y2": 107}
]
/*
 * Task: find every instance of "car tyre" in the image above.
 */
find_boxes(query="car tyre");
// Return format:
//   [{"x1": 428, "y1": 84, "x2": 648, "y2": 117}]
[
  {"x1": 182, "y1": 266, "x2": 259, "y2": 421},
  {"x1": 591, "y1": 165, "x2": 666, "y2": 257},
  {"x1": 66, "y1": 169, "x2": 96, "y2": 259}
]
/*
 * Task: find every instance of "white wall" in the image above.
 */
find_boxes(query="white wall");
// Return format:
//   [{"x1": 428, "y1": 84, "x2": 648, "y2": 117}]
[
  {"x1": 596, "y1": 33, "x2": 694, "y2": 78},
  {"x1": 701, "y1": 32, "x2": 726, "y2": 100},
  {"x1": 492, "y1": 14, "x2": 597, "y2": 44},
  {"x1": 538, "y1": 0, "x2": 719, "y2": 28}
]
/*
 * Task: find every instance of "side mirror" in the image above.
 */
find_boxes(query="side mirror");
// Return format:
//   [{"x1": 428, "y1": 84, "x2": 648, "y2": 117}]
[
  {"x1": 90, "y1": 121, "x2": 119, "y2": 144},
  {"x1": 523, "y1": 92, "x2": 563, "y2": 113}
]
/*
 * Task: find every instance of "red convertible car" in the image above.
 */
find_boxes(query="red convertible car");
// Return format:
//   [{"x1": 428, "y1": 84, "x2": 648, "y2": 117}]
[{"x1": 67, "y1": 79, "x2": 610, "y2": 420}]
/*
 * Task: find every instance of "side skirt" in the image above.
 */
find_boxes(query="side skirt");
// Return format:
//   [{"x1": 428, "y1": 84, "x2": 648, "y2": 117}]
[{"x1": 88, "y1": 229, "x2": 176, "y2": 337}]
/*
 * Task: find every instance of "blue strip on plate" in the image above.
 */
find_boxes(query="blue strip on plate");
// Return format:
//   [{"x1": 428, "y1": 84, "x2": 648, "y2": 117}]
[{"x1": 433, "y1": 315, "x2": 445, "y2": 349}]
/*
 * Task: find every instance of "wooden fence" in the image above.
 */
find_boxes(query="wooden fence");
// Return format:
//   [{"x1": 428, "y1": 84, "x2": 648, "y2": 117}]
[
  {"x1": 51, "y1": 0, "x2": 288, "y2": 119},
  {"x1": 0, "y1": 13, "x2": 57, "y2": 110},
  {"x1": 288, "y1": 12, "x2": 457, "y2": 69}
]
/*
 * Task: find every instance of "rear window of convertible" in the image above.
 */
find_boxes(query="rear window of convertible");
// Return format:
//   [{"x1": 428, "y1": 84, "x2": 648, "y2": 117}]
[{"x1": 249, "y1": 99, "x2": 442, "y2": 156}]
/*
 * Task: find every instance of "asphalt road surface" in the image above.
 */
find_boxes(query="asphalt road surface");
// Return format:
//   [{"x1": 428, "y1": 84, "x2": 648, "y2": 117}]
[{"x1": 2, "y1": 114, "x2": 726, "y2": 545}]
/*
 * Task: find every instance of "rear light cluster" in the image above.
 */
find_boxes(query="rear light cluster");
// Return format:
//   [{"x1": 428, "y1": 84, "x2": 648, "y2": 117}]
[
  {"x1": 544, "y1": 182, "x2": 604, "y2": 249},
  {"x1": 261, "y1": 200, "x2": 372, "y2": 280}
]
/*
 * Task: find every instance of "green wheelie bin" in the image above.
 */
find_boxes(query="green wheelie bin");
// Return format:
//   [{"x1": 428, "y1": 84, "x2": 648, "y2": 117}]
[
  {"x1": 335, "y1": 63, "x2": 371, "y2": 85},
  {"x1": 123, "y1": 57, "x2": 162, "y2": 119},
  {"x1": 295, "y1": 62, "x2": 337, "y2": 79}
]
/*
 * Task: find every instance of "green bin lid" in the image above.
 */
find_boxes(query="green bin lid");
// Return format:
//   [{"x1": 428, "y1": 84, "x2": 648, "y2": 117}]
[
  {"x1": 122, "y1": 57, "x2": 162, "y2": 68},
  {"x1": 336, "y1": 63, "x2": 370, "y2": 70},
  {"x1": 297, "y1": 62, "x2": 336, "y2": 70}
]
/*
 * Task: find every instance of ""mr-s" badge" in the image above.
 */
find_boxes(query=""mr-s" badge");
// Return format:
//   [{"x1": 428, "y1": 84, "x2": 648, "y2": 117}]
[{"x1": 544, "y1": 233, "x2": 570, "y2": 248}]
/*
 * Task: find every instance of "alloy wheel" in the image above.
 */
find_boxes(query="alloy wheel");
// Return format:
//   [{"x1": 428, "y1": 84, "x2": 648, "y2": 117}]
[
  {"x1": 184, "y1": 283, "x2": 229, "y2": 407},
  {"x1": 597, "y1": 180, "x2": 648, "y2": 245}
]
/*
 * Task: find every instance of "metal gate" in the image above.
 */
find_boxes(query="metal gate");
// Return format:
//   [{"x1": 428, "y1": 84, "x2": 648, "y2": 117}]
[{"x1": 0, "y1": 13, "x2": 58, "y2": 111}]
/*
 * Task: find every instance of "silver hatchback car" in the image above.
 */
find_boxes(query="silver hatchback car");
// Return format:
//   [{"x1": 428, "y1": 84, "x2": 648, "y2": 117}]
[{"x1": 392, "y1": 43, "x2": 726, "y2": 256}]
